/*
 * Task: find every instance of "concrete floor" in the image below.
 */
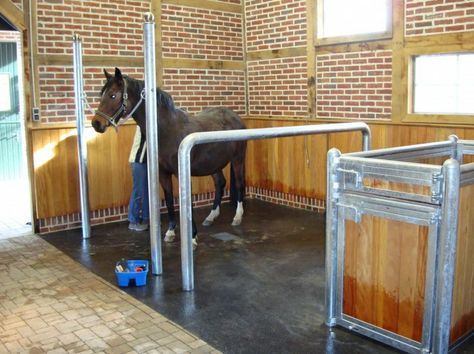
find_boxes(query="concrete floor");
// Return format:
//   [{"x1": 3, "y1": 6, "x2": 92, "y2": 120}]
[{"x1": 42, "y1": 199, "x2": 474, "y2": 354}]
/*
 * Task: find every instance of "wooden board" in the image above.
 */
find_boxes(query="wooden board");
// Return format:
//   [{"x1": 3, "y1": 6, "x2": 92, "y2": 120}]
[{"x1": 343, "y1": 216, "x2": 428, "y2": 342}]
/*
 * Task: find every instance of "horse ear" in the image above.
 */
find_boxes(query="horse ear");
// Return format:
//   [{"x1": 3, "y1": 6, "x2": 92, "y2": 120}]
[
  {"x1": 114, "y1": 67, "x2": 123, "y2": 81},
  {"x1": 103, "y1": 69, "x2": 112, "y2": 80}
]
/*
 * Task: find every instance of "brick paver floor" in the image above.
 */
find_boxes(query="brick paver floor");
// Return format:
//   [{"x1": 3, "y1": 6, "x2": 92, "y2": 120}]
[{"x1": 0, "y1": 235, "x2": 220, "y2": 354}]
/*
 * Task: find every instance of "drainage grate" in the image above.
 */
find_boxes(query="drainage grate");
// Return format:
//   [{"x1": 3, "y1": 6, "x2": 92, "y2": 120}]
[{"x1": 210, "y1": 232, "x2": 241, "y2": 242}]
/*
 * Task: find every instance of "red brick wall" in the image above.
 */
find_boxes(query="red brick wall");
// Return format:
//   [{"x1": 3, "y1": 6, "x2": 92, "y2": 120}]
[
  {"x1": 316, "y1": 51, "x2": 392, "y2": 120},
  {"x1": 247, "y1": 57, "x2": 308, "y2": 117},
  {"x1": 245, "y1": 0, "x2": 308, "y2": 118},
  {"x1": 245, "y1": 0, "x2": 306, "y2": 52},
  {"x1": 36, "y1": 0, "x2": 149, "y2": 57},
  {"x1": 406, "y1": 0, "x2": 474, "y2": 36},
  {"x1": 163, "y1": 68, "x2": 245, "y2": 114},
  {"x1": 161, "y1": 4, "x2": 243, "y2": 61}
]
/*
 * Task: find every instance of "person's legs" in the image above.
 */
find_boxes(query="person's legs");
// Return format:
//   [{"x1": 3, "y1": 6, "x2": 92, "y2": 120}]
[
  {"x1": 137, "y1": 162, "x2": 149, "y2": 225},
  {"x1": 128, "y1": 162, "x2": 141, "y2": 227}
]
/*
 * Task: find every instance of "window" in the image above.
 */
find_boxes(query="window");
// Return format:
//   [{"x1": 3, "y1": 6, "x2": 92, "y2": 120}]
[
  {"x1": 413, "y1": 53, "x2": 474, "y2": 115},
  {"x1": 317, "y1": 0, "x2": 392, "y2": 45}
]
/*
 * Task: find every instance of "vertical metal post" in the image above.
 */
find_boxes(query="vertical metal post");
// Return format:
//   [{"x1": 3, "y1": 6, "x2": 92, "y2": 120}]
[
  {"x1": 144, "y1": 13, "x2": 162, "y2": 275},
  {"x1": 433, "y1": 158, "x2": 460, "y2": 354},
  {"x1": 72, "y1": 34, "x2": 91, "y2": 239},
  {"x1": 178, "y1": 139, "x2": 194, "y2": 291},
  {"x1": 325, "y1": 148, "x2": 340, "y2": 326}
]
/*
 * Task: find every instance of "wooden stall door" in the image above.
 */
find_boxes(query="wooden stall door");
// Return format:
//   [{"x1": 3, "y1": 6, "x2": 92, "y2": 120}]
[
  {"x1": 343, "y1": 215, "x2": 429, "y2": 342},
  {"x1": 450, "y1": 184, "x2": 474, "y2": 344}
]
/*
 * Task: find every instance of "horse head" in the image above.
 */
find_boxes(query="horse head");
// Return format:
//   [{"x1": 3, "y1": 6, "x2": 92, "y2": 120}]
[{"x1": 92, "y1": 67, "x2": 129, "y2": 133}]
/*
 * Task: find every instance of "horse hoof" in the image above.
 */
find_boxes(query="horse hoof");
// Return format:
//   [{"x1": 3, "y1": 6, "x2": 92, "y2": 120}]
[
  {"x1": 192, "y1": 237, "x2": 198, "y2": 250},
  {"x1": 164, "y1": 229, "x2": 176, "y2": 243},
  {"x1": 231, "y1": 218, "x2": 242, "y2": 226},
  {"x1": 202, "y1": 219, "x2": 213, "y2": 226}
]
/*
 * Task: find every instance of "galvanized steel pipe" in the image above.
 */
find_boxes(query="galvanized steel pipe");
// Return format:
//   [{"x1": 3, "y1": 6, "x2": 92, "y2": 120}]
[
  {"x1": 72, "y1": 34, "x2": 91, "y2": 239},
  {"x1": 178, "y1": 122, "x2": 371, "y2": 291},
  {"x1": 433, "y1": 158, "x2": 460, "y2": 354},
  {"x1": 143, "y1": 13, "x2": 162, "y2": 275}
]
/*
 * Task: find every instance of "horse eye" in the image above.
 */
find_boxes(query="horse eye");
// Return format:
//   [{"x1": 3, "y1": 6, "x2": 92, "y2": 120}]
[{"x1": 111, "y1": 94, "x2": 116, "y2": 99}]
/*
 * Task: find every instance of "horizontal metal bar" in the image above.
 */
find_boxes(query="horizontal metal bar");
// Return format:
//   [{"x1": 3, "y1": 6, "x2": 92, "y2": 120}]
[
  {"x1": 460, "y1": 162, "x2": 474, "y2": 186},
  {"x1": 347, "y1": 140, "x2": 452, "y2": 159},
  {"x1": 338, "y1": 192, "x2": 439, "y2": 225},
  {"x1": 337, "y1": 316, "x2": 423, "y2": 354},
  {"x1": 182, "y1": 122, "x2": 371, "y2": 146},
  {"x1": 339, "y1": 155, "x2": 442, "y2": 174}
]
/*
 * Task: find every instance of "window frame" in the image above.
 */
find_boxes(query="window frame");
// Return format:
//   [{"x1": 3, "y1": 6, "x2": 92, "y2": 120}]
[
  {"x1": 405, "y1": 49, "x2": 474, "y2": 125},
  {"x1": 315, "y1": 0, "x2": 393, "y2": 46}
]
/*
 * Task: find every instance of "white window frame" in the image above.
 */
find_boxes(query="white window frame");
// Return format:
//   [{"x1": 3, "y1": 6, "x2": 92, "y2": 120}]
[
  {"x1": 315, "y1": 0, "x2": 393, "y2": 46},
  {"x1": 412, "y1": 52, "x2": 474, "y2": 115}
]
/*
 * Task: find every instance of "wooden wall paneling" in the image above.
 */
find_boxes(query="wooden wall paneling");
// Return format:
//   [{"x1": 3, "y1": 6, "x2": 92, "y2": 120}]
[
  {"x1": 390, "y1": 0, "x2": 406, "y2": 124},
  {"x1": 33, "y1": 129, "x2": 80, "y2": 218},
  {"x1": 450, "y1": 184, "x2": 474, "y2": 344},
  {"x1": 344, "y1": 216, "x2": 428, "y2": 342},
  {"x1": 87, "y1": 127, "x2": 134, "y2": 210}
]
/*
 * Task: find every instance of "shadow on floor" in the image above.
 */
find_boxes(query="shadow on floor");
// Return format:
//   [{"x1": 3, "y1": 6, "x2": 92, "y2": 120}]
[{"x1": 42, "y1": 200, "x2": 473, "y2": 354}]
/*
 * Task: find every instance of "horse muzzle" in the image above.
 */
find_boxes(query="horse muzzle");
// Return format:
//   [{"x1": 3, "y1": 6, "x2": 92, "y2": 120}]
[{"x1": 91, "y1": 116, "x2": 108, "y2": 133}]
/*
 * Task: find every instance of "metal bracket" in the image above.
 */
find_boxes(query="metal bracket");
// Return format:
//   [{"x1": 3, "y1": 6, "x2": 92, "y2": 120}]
[
  {"x1": 338, "y1": 203, "x2": 362, "y2": 223},
  {"x1": 336, "y1": 168, "x2": 362, "y2": 189},
  {"x1": 431, "y1": 173, "x2": 443, "y2": 204}
]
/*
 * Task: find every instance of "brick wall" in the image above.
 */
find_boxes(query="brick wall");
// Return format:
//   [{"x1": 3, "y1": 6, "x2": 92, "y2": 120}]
[
  {"x1": 163, "y1": 68, "x2": 245, "y2": 114},
  {"x1": 38, "y1": 66, "x2": 143, "y2": 124},
  {"x1": 161, "y1": 4, "x2": 243, "y2": 61},
  {"x1": 36, "y1": 0, "x2": 149, "y2": 57},
  {"x1": 245, "y1": 0, "x2": 306, "y2": 52},
  {"x1": 406, "y1": 0, "x2": 474, "y2": 36},
  {"x1": 247, "y1": 57, "x2": 308, "y2": 117},
  {"x1": 316, "y1": 50, "x2": 392, "y2": 120}
]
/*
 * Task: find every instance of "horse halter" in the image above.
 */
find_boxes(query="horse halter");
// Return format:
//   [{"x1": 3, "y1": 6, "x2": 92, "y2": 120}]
[{"x1": 95, "y1": 78, "x2": 145, "y2": 130}]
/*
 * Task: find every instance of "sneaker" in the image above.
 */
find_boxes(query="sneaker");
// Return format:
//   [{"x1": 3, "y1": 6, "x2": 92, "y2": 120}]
[
  {"x1": 128, "y1": 223, "x2": 137, "y2": 230},
  {"x1": 134, "y1": 223, "x2": 149, "y2": 232}
]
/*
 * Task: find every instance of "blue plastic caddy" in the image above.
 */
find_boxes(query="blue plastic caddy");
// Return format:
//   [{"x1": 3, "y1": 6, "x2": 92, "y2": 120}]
[{"x1": 115, "y1": 260, "x2": 149, "y2": 287}]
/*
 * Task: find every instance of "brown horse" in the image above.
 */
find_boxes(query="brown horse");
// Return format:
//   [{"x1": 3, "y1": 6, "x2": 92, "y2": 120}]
[{"x1": 91, "y1": 68, "x2": 246, "y2": 247}]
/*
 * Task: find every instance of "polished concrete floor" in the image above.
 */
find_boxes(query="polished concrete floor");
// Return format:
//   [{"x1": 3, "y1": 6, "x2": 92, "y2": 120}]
[{"x1": 42, "y1": 200, "x2": 474, "y2": 354}]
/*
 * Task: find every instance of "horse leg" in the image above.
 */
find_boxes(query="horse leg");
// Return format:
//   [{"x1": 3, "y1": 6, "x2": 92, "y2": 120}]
[
  {"x1": 231, "y1": 160, "x2": 245, "y2": 226},
  {"x1": 192, "y1": 210, "x2": 198, "y2": 249},
  {"x1": 202, "y1": 171, "x2": 226, "y2": 226},
  {"x1": 160, "y1": 173, "x2": 177, "y2": 242}
]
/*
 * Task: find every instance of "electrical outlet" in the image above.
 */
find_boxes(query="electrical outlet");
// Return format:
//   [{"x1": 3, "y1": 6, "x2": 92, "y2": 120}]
[{"x1": 32, "y1": 107, "x2": 40, "y2": 122}]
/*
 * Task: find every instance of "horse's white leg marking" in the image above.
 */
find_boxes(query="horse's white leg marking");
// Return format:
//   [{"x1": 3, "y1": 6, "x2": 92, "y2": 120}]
[
  {"x1": 231, "y1": 201, "x2": 244, "y2": 226},
  {"x1": 164, "y1": 228, "x2": 176, "y2": 242},
  {"x1": 202, "y1": 206, "x2": 220, "y2": 226},
  {"x1": 192, "y1": 236, "x2": 198, "y2": 250}
]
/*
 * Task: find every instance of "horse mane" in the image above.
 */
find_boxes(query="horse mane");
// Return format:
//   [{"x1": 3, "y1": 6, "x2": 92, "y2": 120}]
[{"x1": 126, "y1": 76, "x2": 176, "y2": 112}]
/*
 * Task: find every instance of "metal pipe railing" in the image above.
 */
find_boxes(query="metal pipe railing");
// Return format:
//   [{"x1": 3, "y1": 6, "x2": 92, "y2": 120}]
[
  {"x1": 72, "y1": 34, "x2": 91, "y2": 239},
  {"x1": 178, "y1": 122, "x2": 371, "y2": 291},
  {"x1": 143, "y1": 13, "x2": 162, "y2": 275}
]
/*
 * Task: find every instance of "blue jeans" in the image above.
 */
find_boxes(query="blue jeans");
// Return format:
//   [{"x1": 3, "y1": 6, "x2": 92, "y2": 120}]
[{"x1": 128, "y1": 162, "x2": 149, "y2": 224}]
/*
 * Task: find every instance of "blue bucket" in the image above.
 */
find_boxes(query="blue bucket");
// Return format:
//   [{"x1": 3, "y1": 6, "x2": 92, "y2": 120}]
[{"x1": 115, "y1": 260, "x2": 149, "y2": 287}]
